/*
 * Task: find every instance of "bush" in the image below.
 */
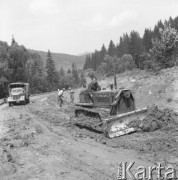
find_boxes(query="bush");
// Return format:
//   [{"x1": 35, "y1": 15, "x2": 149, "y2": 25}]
[
  {"x1": 58, "y1": 75, "x2": 75, "y2": 89},
  {"x1": 151, "y1": 24, "x2": 178, "y2": 69},
  {"x1": 116, "y1": 54, "x2": 135, "y2": 73},
  {"x1": 88, "y1": 71, "x2": 96, "y2": 80},
  {"x1": 167, "y1": 98, "x2": 172, "y2": 102}
]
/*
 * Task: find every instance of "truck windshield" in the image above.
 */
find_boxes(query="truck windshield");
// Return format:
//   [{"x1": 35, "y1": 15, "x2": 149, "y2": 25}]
[{"x1": 11, "y1": 88, "x2": 24, "y2": 93}]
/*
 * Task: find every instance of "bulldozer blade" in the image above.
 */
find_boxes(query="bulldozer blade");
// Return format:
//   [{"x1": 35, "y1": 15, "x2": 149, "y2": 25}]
[{"x1": 103, "y1": 108, "x2": 148, "y2": 138}]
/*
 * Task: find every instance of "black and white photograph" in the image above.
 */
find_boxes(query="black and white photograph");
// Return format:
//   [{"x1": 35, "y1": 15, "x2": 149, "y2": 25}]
[{"x1": 0, "y1": 0, "x2": 178, "y2": 179}]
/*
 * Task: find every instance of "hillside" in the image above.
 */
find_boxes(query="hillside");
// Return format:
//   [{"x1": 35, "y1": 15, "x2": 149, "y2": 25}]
[
  {"x1": 97, "y1": 67, "x2": 178, "y2": 112},
  {"x1": 28, "y1": 49, "x2": 86, "y2": 70},
  {"x1": 1, "y1": 67, "x2": 178, "y2": 179}
]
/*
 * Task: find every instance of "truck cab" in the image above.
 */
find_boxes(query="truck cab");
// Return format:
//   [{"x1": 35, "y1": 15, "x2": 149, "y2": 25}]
[{"x1": 7, "y1": 82, "x2": 30, "y2": 106}]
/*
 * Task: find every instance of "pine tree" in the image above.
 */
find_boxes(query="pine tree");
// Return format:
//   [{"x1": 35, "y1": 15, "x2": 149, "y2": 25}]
[
  {"x1": 8, "y1": 43, "x2": 29, "y2": 82},
  {"x1": 90, "y1": 53, "x2": 95, "y2": 70},
  {"x1": 59, "y1": 67, "x2": 65, "y2": 77},
  {"x1": 0, "y1": 41, "x2": 10, "y2": 80},
  {"x1": 129, "y1": 31, "x2": 143, "y2": 56},
  {"x1": 174, "y1": 16, "x2": 178, "y2": 31},
  {"x1": 11, "y1": 35, "x2": 17, "y2": 46},
  {"x1": 108, "y1": 40, "x2": 116, "y2": 57},
  {"x1": 83, "y1": 55, "x2": 91, "y2": 70},
  {"x1": 143, "y1": 28, "x2": 153, "y2": 52},
  {"x1": 168, "y1": 16, "x2": 175, "y2": 28},
  {"x1": 116, "y1": 37, "x2": 124, "y2": 57},
  {"x1": 45, "y1": 50, "x2": 56, "y2": 89},
  {"x1": 80, "y1": 71, "x2": 86, "y2": 86},
  {"x1": 117, "y1": 33, "x2": 130, "y2": 57},
  {"x1": 31, "y1": 53, "x2": 43, "y2": 75},
  {"x1": 100, "y1": 44, "x2": 107, "y2": 61},
  {"x1": 67, "y1": 68, "x2": 71, "y2": 73},
  {"x1": 153, "y1": 20, "x2": 164, "y2": 39},
  {"x1": 72, "y1": 63, "x2": 79, "y2": 83},
  {"x1": 92, "y1": 50, "x2": 102, "y2": 70},
  {"x1": 129, "y1": 31, "x2": 143, "y2": 68}
]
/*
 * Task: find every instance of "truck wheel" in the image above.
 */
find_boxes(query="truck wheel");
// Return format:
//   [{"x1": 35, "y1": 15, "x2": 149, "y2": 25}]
[
  {"x1": 23, "y1": 100, "x2": 27, "y2": 105},
  {"x1": 9, "y1": 102, "x2": 12, "y2": 107},
  {"x1": 27, "y1": 98, "x2": 30, "y2": 104}
]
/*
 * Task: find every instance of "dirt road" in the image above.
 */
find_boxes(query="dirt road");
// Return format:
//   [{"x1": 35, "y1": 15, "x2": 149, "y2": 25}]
[
  {"x1": 1, "y1": 65, "x2": 178, "y2": 180},
  {"x1": 0, "y1": 93, "x2": 156, "y2": 180}
]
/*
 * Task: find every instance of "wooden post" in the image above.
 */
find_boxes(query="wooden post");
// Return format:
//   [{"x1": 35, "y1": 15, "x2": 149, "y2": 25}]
[
  {"x1": 114, "y1": 60, "x2": 117, "y2": 89},
  {"x1": 114, "y1": 70, "x2": 117, "y2": 89}
]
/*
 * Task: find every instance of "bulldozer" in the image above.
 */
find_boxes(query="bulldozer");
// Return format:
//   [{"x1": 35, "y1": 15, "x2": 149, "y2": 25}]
[{"x1": 74, "y1": 85, "x2": 148, "y2": 138}]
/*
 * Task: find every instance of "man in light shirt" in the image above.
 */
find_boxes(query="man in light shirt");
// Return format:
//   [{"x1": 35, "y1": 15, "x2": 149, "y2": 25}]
[
  {"x1": 69, "y1": 87, "x2": 75, "y2": 103},
  {"x1": 57, "y1": 88, "x2": 65, "y2": 107}
]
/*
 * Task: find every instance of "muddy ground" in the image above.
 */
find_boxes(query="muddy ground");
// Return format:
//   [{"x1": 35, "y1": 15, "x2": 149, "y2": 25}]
[
  {"x1": 0, "y1": 67, "x2": 178, "y2": 179},
  {"x1": 0, "y1": 94, "x2": 155, "y2": 180}
]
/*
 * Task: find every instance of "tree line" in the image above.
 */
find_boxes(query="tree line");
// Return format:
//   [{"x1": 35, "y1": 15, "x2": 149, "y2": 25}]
[
  {"x1": 84, "y1": 16, "x2": 178, "y2": 74},
  {"x1": 0, "y1": 37, "x2": 86, "y2": 98}
]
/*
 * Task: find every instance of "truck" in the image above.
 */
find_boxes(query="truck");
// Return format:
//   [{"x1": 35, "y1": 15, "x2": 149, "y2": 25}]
[{"x1": 7, "y1": 82, "x2": 30, "y2": 106}]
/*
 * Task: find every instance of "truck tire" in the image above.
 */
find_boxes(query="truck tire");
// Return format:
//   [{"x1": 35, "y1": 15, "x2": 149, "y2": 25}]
[
  {"x1": 27, "y1": 98, "x2": 30, "y2": 104},
  {"x1": 9, "y1": 102, "x2": 12, "y2": 107},
  {"x1": 23, "y1": 100, "x2": 27, "y2": 105}
]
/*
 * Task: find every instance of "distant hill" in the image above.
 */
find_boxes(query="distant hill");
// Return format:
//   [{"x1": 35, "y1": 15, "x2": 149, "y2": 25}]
[
  {"x1": 77, "y1": 51, "x2": 92, "y2": 56},
  {"x1": 28, "y1": 49, "x2": 86, "y2": 71}
]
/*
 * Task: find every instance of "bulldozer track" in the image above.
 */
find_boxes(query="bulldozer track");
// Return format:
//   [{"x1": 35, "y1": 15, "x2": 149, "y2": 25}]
[
  {"x1": 73, "y1": 106, "x2": 110, "y2": 134},
  {"x1": 75, "y1": 106, "x2": 110, "y2": 120},
  {"x1": 75, "y1": 107, "x2": 102, "y2": 121}
]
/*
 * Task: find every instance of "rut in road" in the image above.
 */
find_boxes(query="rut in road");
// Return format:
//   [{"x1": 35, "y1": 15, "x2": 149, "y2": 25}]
[{"x1": 0, "y1": 94, "x2": 155, "y2": 179}]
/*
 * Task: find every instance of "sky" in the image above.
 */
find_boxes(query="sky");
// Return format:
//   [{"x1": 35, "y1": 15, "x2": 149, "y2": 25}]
[{"x1": 0, "y1": 0, "x2": 178, "y2": 55}]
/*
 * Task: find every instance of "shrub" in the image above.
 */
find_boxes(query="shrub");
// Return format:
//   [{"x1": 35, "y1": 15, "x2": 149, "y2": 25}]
[
  {"x1": 167, "y1": 98, "x2": 172, "y2": 102},
  {"x1": 88, "y1": 71, "x2": 96, "y2": 80},
  {"x1": 116, "y1": 54, "x2": 135, "y2": 74}
]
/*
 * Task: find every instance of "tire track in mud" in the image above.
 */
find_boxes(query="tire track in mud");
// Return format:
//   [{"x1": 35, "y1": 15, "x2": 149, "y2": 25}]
[
  {"x1": 0, "y1": 104, "x2": 9, "y2": 138},
  {"x1": 1, "y1": 88, "x2": 178, "y2": 179},
  {"x1": 44, "y1": 93, "x2": 178, "y2": 171},
  {"x1": 5, "y1": 93, "x2": 178, "y2": 179},
  {"x1": 28, "y1": 95, "x2": 157, "y2": 177},
  {"x1": 0, "y1": 98, "x2": 115, "y2": 179},
  {"x1": 173, "y1": 79, "x2": 178, "y2": 112},
  {"x1": 2, "y1": 105, "x2": 116, "y2": 179}
]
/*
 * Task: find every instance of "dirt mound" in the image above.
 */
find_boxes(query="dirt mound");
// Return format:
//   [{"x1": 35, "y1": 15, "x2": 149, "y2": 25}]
[
  {"x1": 72, "y1": 104, "x2": 178, "y2": 135},
  {"x1": 140, "y1": 105, "x2": 177, "y2": 132}
]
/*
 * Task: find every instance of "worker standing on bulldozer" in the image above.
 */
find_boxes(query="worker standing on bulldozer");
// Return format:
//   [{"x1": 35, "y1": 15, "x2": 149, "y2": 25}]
[
  {"x1": 109, "y1": 84, "x2": 114, "y2": 90},
  {"x1": 86, "y1": 77, "x2": 101, "y2": 103},
  {"x1": 90, "y1": 77, "x2": 101, "y2": 92}
]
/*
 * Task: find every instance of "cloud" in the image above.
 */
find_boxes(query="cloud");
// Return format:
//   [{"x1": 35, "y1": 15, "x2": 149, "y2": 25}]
[
  {"x1": 92, "y1": 14, "x2": 104, "y2": 25},
  {"x1": 82, "y1": 13, "x2": 106, "y2": 31},
  {"x1": 80, "y1": 10, "x2": 138, "y2": 31},
  {"x1": 29, "y1": 0, "x2": 60, "y2": 15},
  {"x1": 108, "y1": 10, "x2": 138, "y2": 27}
]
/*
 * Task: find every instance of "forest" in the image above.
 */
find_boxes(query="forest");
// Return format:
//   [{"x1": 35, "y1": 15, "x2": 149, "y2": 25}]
[
  {"x1": 0, "y1": 38, "x2": 86, "y2": 98},
  {"x1": 84, "y1": 16, "x2": 178, "y2": 76},
  {"x1": 1, "y1": 16, "x2": 178, "y2": 99}
]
